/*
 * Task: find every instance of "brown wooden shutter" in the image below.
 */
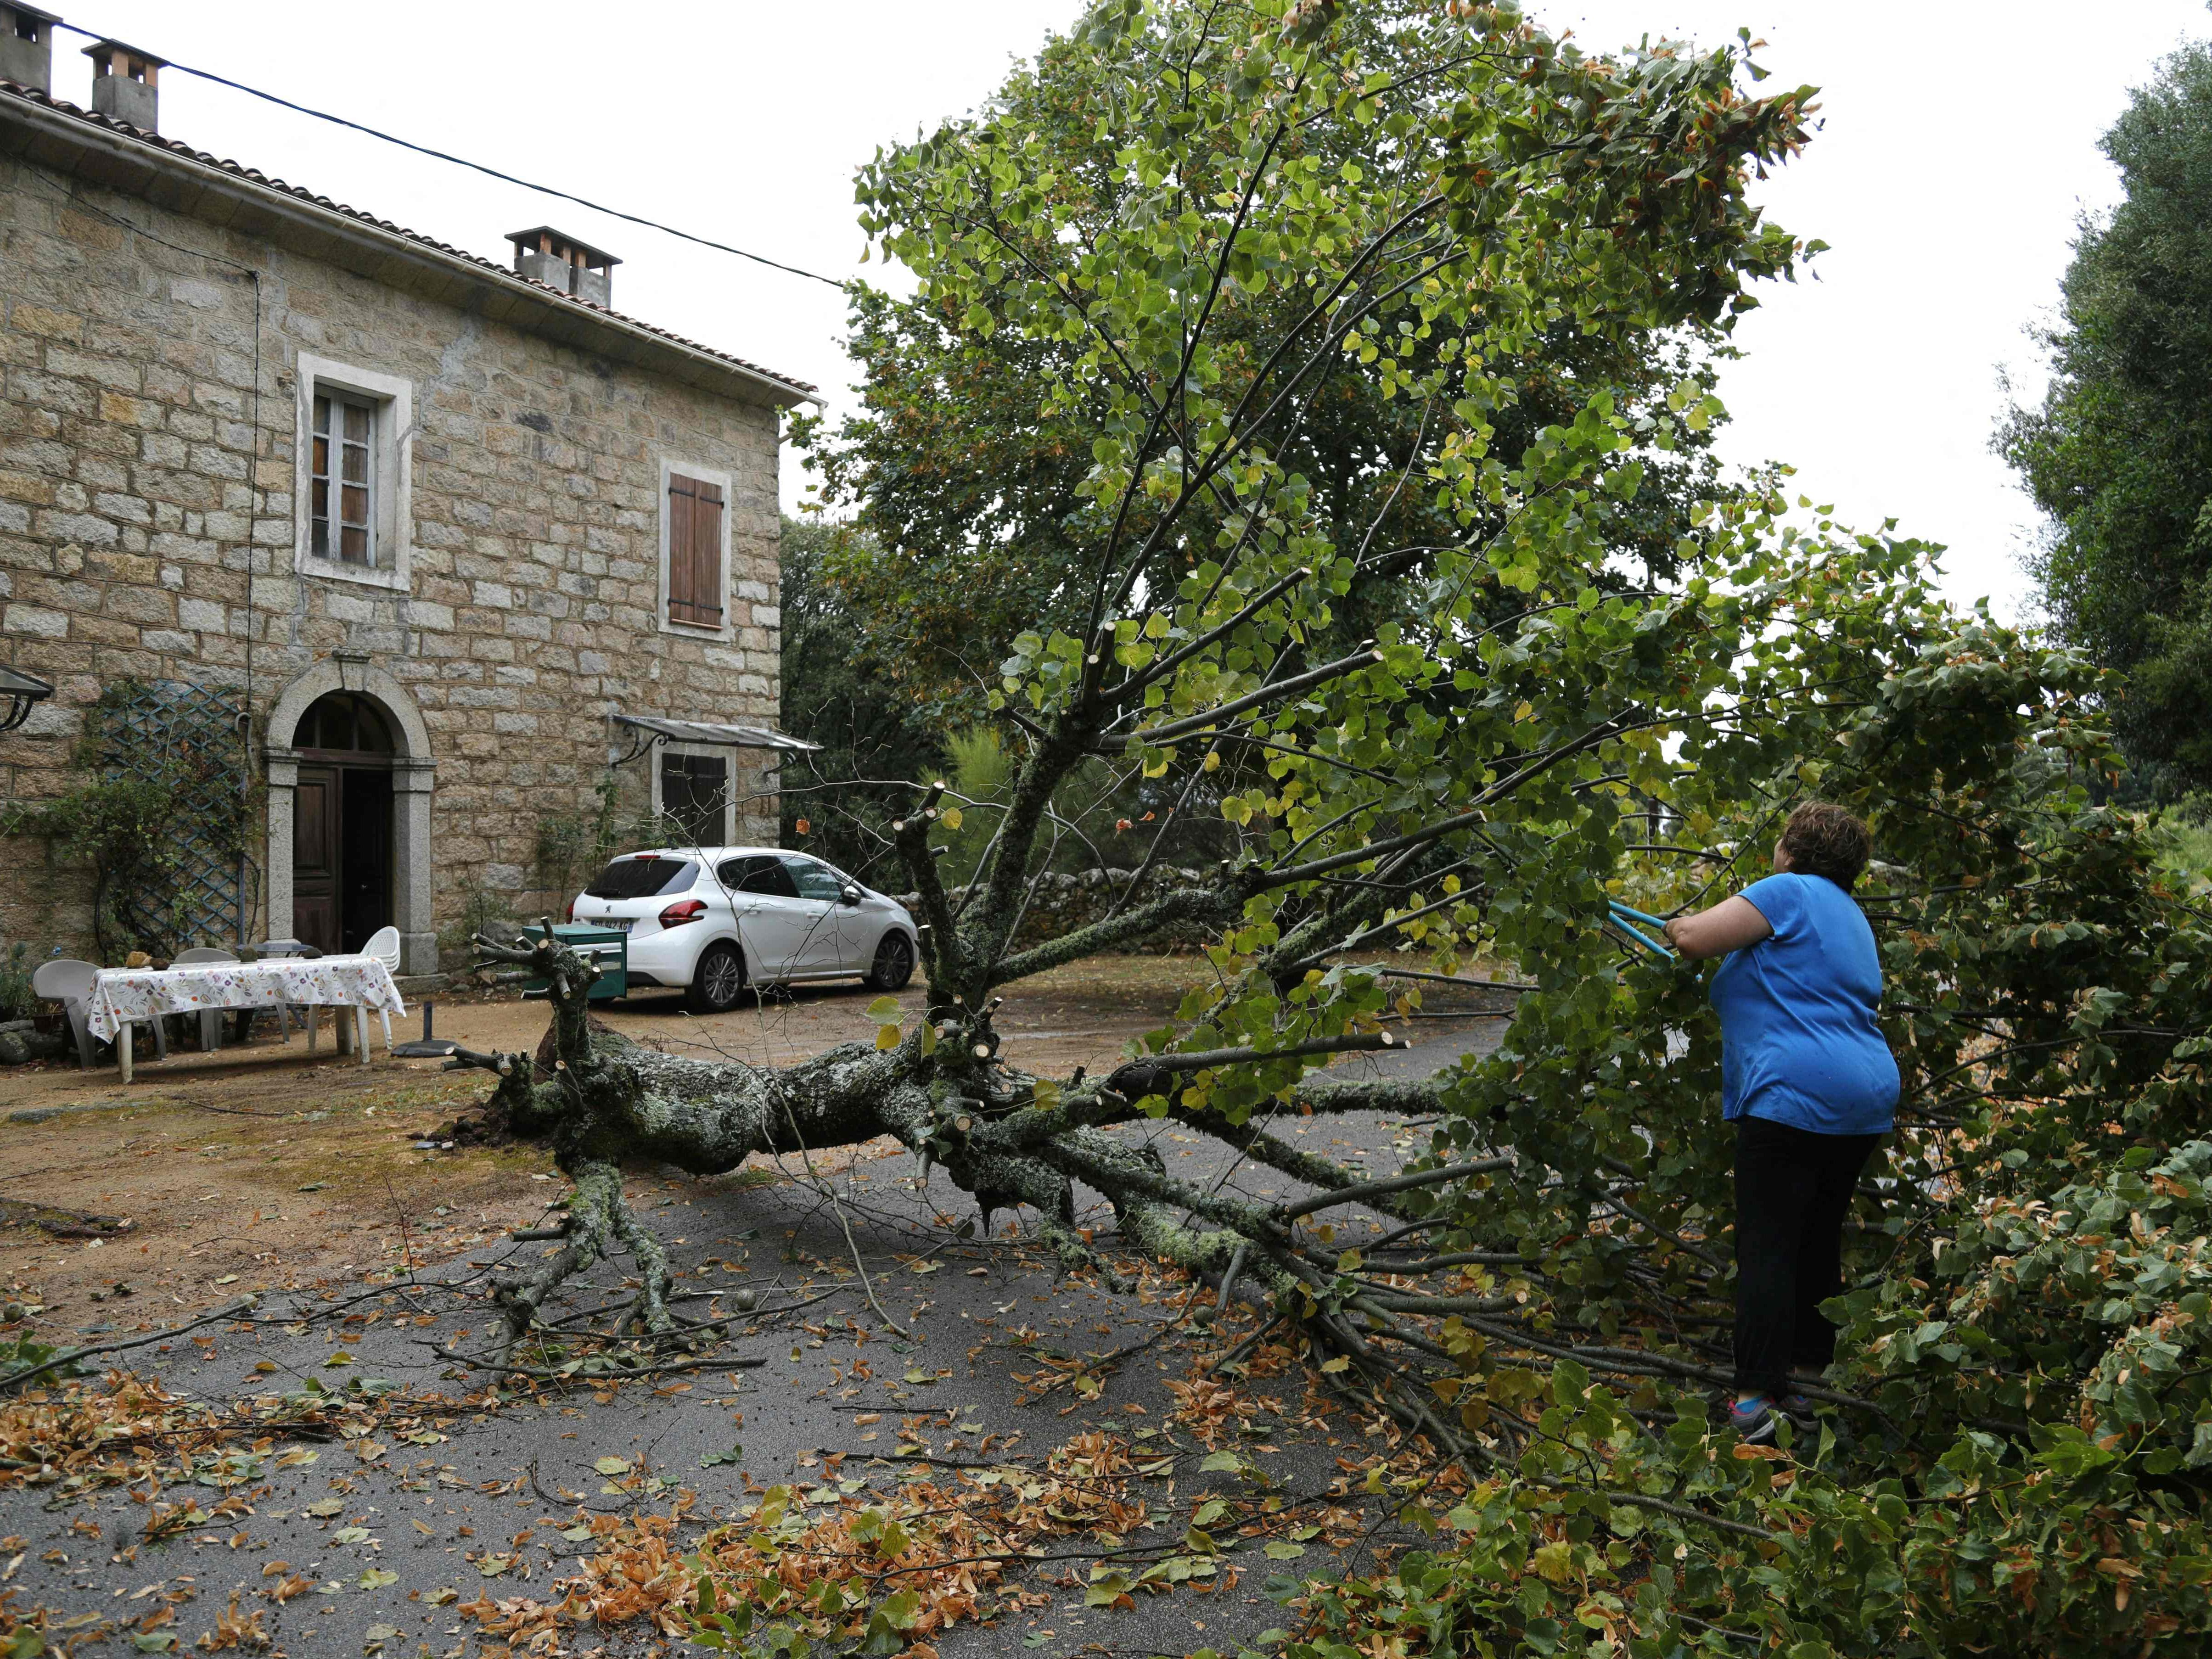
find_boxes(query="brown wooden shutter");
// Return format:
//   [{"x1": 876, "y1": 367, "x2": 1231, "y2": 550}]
[
  {"x1": 667, "y1": 473, "x2": 725, "y2": 627},
  {"x1": 693, "y1": 478, "x2": 724, "y2": 625}
]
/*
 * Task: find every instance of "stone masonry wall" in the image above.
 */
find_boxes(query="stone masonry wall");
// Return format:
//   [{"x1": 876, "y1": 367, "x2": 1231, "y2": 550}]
[{"x1": 0, "y1": 150, "x2": 782, "y2": 964}]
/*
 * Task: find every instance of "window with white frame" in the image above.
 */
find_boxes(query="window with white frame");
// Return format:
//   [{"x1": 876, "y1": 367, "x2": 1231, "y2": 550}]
[
  {"x1": 311, "y1": 390, "x2": 377, "y2": 566},
  {"x1": 295, "y1": 354, "x2": 413, "y2": 590}
]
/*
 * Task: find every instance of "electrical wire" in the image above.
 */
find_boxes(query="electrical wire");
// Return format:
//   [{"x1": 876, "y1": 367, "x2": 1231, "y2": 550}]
[{"x1": 50, "y1": 18, "x2": 851, "y2": 291}]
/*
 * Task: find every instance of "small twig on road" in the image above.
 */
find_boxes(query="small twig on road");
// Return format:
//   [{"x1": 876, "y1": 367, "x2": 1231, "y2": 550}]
[
  {"x1": 526, "y1": 1455, "x2": 637, "y2": 1515},
  {"x1": 1, "y1": 1295, "x2": 258, "y2": 1392},
  {"x1": 383, "y1": 1174, "x2": 419, "y2": 1281},
  {"x1": 417, "y1": 1339, "x2": 766, "y2": 1386},
  {"x1": 772, "y1": 1097, "x2": 909, "y2": 1338}
]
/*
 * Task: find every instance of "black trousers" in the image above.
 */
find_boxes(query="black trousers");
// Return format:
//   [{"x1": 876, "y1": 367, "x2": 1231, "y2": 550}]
[{"x1": 1731, "y1": 1114, "x2": 1881, "y2": 1398}]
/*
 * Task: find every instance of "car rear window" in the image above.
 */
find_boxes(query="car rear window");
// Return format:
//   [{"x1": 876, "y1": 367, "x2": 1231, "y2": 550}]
[{"x1": 585, "y1": 857, "x2": 697, "y2": 900}]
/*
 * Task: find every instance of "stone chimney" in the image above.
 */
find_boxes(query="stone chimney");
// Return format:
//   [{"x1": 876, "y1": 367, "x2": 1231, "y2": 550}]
[
  {"x1": 0, "y1": 4, "x2": 58, "y2": 93},
  {"x1": 506, "y1": 227, "x2": 619, "y2": 309},
  {"x1": 83, "y1": 37, "x2": 162, "y2": 131}
]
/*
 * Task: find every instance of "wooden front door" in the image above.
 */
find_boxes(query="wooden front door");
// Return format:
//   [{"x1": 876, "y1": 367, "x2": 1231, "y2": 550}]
[
  {"x1": 290, "y1": 691, "x2": 399, "y2": 957},
  {"x1": 337, "y1": 769, "x2": 393, "y2": 955},
  {"x1": 294, "y1": 766, "x2": 341, "y2": 954}
]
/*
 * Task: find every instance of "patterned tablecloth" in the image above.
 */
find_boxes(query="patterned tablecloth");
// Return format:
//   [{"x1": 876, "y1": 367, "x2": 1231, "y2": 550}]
[{"x1": 84, "y1": 955, "x2": 406, "y2": 1042}]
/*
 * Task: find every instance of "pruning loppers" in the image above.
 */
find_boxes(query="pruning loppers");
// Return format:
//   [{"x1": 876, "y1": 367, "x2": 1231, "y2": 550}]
[{"x1": 1605, "y1": 900, "x2": 1676, "y2": 960}]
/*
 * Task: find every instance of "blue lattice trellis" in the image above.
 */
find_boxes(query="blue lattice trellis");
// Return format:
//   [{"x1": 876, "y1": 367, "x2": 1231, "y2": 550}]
[{"x1": 98, "y1": 679, "x2": 253, "y2": 950}]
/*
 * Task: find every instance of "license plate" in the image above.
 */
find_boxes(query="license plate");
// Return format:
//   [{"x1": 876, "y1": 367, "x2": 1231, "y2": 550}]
[{"x1": 591, "y1": 918, "x2": 634, "y2": 933}]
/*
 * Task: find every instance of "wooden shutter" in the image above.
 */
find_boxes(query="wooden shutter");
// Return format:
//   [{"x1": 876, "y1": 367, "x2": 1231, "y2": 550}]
[{"x1": 667, "y1": 473, "x2": 724, "y2": 627}]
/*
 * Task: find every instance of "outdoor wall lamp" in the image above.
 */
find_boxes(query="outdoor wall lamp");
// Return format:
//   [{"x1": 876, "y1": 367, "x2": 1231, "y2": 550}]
[{"x1": 0, "y1": 665, "x2": 54, "y2": 734}]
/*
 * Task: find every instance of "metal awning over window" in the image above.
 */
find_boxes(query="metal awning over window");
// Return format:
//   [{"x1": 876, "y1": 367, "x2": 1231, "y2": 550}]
[
  {"x1": 612, "y1": 713, "x2": 820, "y2": 752},
  {"x1": 0, "y1": 665, "x2": 55, "y2": 734}
]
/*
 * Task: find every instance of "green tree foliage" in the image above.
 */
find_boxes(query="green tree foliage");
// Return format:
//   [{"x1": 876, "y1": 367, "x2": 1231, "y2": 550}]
[
  {"x1": 798, "y1": 0, "x2": 1749, "y2": 709},
  {"x1": 2004, "y1": 39, "x2": 2212, "y2": 792},
  {"x1": 777, "y1": 514, "x2": 944, "y2": 880},
  {"x1": 839, "y1": 0, "x2": 2212, "y2": 1646},
  {"x1": 781, "y1": 516, "x2": 1239, "y2": 883},
  {"x1": 463, "y1": 4, "x2": 2212, "y2": 1650},
  {"x1": 936, "y1": 726, "x2": 1013, "y2": 886}
]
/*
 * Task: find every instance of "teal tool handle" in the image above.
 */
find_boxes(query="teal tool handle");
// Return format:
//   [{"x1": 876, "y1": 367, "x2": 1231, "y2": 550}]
[
  {"x1": 1606, "y1": 903, "x2": 1675, "y2": 960},
  {"x1": 1608, "y1": 901, "x2": 1673, "y2": 930}
]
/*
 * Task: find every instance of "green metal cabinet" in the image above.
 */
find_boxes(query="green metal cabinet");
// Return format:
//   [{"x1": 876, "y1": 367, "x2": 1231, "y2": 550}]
[{"x1": 522, "y1": 923, "x2": 630, "y2": 1002}]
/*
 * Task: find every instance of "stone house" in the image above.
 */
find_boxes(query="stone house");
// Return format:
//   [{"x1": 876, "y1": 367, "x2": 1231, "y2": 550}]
[{"x1": 0, "y1": 11, "x2": 817, "y2": 975}]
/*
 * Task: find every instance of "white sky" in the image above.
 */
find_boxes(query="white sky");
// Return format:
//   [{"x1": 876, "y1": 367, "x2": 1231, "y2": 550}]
[{"x1": 51, "y1": 1, "x2": 2212, "y2": 621}]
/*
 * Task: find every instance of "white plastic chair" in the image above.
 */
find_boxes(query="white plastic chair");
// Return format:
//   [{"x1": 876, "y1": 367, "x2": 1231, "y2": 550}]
[
  {"x1": 362, "y1": 926, "x2": 402, "y2": 1050},
  {"x1": 31, "y1": 958, "x2": 166, "y2": 1071},
  {"x1": 172, "y1": 947, "x2": 237, "y2": 1052},
  {"x1": 241, "y1": 939, "x2": 315, "y2": 1043}
]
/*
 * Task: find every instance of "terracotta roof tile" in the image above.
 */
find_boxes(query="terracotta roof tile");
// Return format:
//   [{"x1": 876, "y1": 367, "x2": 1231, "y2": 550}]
[{"x1": 0, "y1": 78, "x2": 818, "y2": 400}]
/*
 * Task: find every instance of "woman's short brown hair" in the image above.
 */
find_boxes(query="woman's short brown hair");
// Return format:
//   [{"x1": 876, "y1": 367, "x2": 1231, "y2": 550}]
[{"x1": 1779, "y1": 801, "x2": 1872, "y2": 888}]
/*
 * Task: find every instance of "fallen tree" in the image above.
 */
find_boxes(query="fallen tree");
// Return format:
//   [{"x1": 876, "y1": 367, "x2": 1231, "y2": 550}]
[{"x1": 445, "y1": 4, "x2": 2212, "y2": 1651}]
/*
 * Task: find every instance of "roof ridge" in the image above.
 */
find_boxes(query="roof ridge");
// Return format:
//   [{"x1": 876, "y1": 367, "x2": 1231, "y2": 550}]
[{"x1": 0, "y1": 77, "x2": 817, "y2": 398}]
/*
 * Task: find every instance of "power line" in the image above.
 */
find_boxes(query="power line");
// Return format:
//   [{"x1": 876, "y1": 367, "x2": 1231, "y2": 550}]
[{"x1": 52, "y1": 18, "x2": 852, "y2": 291}]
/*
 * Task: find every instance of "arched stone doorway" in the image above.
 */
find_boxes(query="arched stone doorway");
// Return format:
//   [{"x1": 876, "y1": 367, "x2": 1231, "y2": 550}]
[{"x1": 265, "y1": 656, "x2": 435, "y2": 973}]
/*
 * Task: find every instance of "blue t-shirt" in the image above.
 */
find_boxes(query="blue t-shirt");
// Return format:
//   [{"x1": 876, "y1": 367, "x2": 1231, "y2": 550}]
[{"x1": 1709, "y1": 871, "x2": 1899, "y2": 1135}]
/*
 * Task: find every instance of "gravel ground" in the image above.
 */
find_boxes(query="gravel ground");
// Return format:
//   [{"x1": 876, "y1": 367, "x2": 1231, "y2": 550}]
[{"x1": 0, "y1": 1014, "x2": 1509, "y2": 1659}]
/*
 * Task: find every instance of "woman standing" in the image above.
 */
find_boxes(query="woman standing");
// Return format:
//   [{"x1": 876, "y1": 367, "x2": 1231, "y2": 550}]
[{"x1": 1663, "y1": 802, "x2": 1899, "y2": 1443}]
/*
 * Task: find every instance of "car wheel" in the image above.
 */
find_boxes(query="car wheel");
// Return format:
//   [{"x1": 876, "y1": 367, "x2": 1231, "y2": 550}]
[
  {"x1": 865, "y1": 931, "x2": 915, "y2": 992},
  {"x1": 684, "y1": 943, "x2": 747, "y2": 1014}
]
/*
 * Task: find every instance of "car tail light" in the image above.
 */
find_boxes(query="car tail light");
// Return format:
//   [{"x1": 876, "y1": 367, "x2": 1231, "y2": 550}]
[
  {"x1": 565, "y1": 895, "x2": 576, "y2": 922},
  {"x1": 659, "y1": 899, "x2": 707, "y2": 929}
]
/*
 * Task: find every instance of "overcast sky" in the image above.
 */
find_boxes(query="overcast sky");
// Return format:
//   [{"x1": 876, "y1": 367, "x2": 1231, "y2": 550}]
[{"x1": 53, "y1": 1, "x2": 2212, "y2": 621}]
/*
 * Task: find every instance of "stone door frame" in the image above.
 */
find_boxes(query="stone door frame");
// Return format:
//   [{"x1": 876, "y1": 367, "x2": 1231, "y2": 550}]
[{"x1": 264, "y1": 654, "x2": 436, "y2": 974}]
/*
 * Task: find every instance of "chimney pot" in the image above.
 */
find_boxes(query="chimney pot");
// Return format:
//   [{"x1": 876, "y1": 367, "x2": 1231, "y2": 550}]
[
  {"x1": 83, "y1": 36, "x2": 163, "y2": 132},
  {"x1": 505, "y1": 226, "x2": 619, "y2": 308},
  {"x1": 0, "y1": 4, "x2": 58, "y2": 94}
]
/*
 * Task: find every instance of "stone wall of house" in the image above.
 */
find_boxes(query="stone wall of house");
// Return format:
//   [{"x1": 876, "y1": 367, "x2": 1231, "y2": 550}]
[{"x1": 0, "y1": 150, "x2": 784, "y2": 968}]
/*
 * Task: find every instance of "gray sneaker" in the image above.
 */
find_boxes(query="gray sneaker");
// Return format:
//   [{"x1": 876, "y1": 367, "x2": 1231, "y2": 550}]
[{"x1": 1727, "y1": 1395, "x2": 1778, "y2": 1444}]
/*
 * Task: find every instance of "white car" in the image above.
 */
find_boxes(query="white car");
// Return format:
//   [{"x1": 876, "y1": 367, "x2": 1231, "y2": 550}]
[{"x1": 568, "y1": 846, "x2": 919, "y2": 1014}]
